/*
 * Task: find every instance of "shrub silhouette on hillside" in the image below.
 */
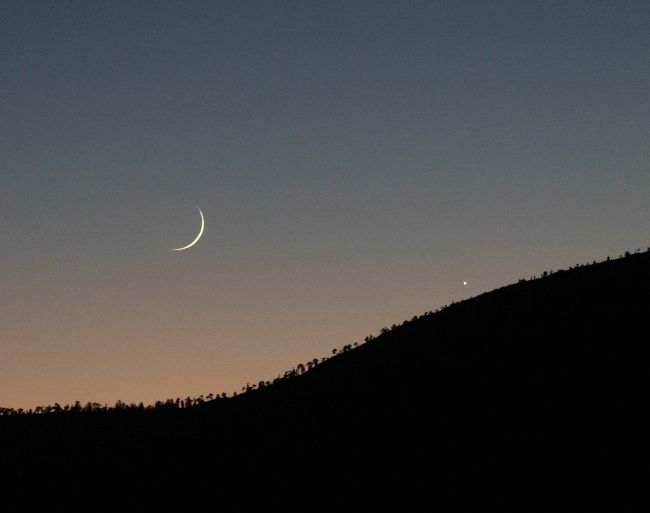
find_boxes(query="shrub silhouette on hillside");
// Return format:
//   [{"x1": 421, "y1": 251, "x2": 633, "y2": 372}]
[{"x1": 2, "y1": 247, "x2": 647, "y2": 417}]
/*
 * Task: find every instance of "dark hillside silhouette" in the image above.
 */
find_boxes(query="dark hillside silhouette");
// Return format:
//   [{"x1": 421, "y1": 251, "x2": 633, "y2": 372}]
[{"x1": 1, "y1": 251, "x2": 649, "y2": 510}]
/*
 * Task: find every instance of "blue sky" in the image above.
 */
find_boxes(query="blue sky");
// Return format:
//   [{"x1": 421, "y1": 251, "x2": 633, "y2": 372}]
[{"x1": 2, "y1": 1, "x2": 649, "y2": 407}]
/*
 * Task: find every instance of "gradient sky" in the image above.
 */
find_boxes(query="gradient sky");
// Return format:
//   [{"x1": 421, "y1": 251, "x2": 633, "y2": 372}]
[{"x1": 2, "y1": 1, "x2": 649, "y2": 409}]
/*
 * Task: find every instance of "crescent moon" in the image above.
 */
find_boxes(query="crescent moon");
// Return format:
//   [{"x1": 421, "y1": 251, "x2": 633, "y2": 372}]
[{"x1": 171, "y1": 208, "x2": 205, "y2": 251}]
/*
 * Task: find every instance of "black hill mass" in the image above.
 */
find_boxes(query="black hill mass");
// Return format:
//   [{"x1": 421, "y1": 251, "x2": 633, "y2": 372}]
[{"x1": 1, "y1": 251, "x2": 649, "y2": 509}]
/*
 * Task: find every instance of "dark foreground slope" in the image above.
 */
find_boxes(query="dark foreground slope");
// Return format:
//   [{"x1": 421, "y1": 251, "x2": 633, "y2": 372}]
[{"x1": 2, "y1": 253, "x2": 649, "y2": 510}]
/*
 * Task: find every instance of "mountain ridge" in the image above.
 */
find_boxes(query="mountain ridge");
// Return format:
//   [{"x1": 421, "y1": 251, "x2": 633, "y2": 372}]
[{"x1": 1, "y1": 250, "x2": 649, "y2": 509}]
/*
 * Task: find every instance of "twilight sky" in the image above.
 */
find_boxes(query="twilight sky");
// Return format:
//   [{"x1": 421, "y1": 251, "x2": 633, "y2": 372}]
[{"x1": 2, "y1": 1, "x2": 649, "y2": 408}]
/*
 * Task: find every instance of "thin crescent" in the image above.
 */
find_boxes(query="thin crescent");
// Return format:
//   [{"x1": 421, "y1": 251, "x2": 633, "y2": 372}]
[{"x1": 171, "y1": 208, "x2": 205, "y2": 251}]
